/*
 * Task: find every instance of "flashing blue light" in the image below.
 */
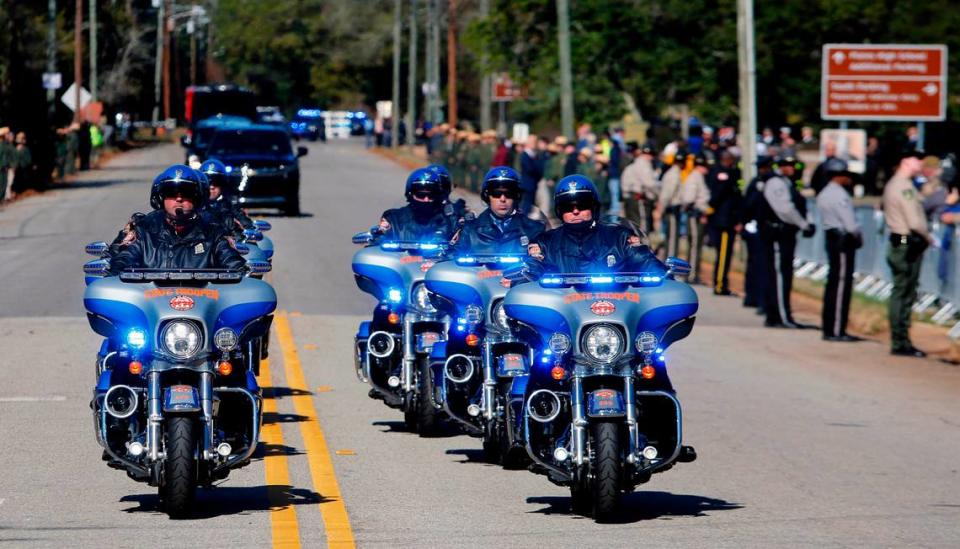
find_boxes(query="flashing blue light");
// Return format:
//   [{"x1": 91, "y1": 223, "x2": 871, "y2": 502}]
[
  {"x1": 591, "y1": 276, "x2": 613, "y2": 284},
  {"x1": 499, "y1": 256, "x2": 521, "y2": 264},
  {"x1": 126, "y1": 328, "x2": 147, "y2": 349},
  {"x1": 655, "y1": 347, "x2": 664, "y2": 354},
  {"x1": 541, "y1": 355, "x2": 551, "y2": 364},
  {"x1": 419, "y1": 243, "x2": 440, "y2": 250},
  {"x1": 387, "y1": 288, "x2": 403, "y2": 303},
  {"x1": 382, "y1": 242, "x2": 400, "y2": 250},
  {"x1": 456, "y1": 324, "x2": 465, "y2": 332},
  {"x1": 641, "y1": 276, "x2": 663, "y2": 283},
  {"x1": 541, "y1": 277, "x2": 563, "y2": 285},
  {"x1": 297, "y1": 108, "x2": 323, "y2": 117},
  {"x1": 456, "y1": 257, "x2": 476, "y2": 264},
  {"x1": 457, "y1": 317, "x2": 467, "y2": 325},
  {"x1": 543, "y1": 348, "x2": 553, "y2": 356},
  {"x1": 656, "y1": 354, "x2": 665, "y2": 362},
  {"x1": 225, "y1": 166, "x2": 233, "y2": 173},
  {"x1": 346, "y1": 112, "x2": 355, "y2": 119},
  {"x1": 356, "y1": 112, "x2": 367, "y2": 118}
]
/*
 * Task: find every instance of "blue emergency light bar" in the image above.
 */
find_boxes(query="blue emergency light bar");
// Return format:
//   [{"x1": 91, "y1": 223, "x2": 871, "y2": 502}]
[
  {"x1": 455, "y1": 254, "x2": 525, "y2": 266},
  {"x1": 539, "y1": 272, "x2": 664, "y2": 288}
]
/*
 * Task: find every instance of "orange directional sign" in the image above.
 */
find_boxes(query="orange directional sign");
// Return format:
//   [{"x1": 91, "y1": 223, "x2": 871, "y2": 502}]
[{"x1": 821, "y1": 44, "x2": 947, "y2": 121}]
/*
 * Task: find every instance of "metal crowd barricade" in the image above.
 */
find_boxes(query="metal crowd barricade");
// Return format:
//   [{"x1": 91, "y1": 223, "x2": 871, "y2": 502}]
[{"x1": 791, "y1": 200, "x2": 960, "y2": 340}]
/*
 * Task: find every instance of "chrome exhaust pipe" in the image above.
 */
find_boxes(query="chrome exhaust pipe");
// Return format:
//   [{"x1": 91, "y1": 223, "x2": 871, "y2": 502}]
[
  {"x1": 526, "y1": 389, "x2": 561, "y2": 423},
  {"x1": 368, "y1": 331, "x2": 396, "y2": 358},
  {"x1": 443, "y1": 354, "x2": 475, "y2": 384},
  {"x1": 104, "y1": 385, "x2": 139, "y2": 419}
]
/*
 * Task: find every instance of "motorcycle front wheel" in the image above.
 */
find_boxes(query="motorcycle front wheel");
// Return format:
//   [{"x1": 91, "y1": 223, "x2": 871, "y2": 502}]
[
  {"x1": 161, "y1": 416, "x2": 198, "y2": 519},
  {"x1": 415, "y1": 357, "x2": 441, "y2": 436},
  {"x1": 590, "y1": 421, "x2": 622, "y2": 521}
]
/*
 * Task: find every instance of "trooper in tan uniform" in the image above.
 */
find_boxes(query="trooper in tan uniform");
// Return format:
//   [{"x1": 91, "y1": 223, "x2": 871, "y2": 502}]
[
  {"x1": 656, "y1": 153, "x2": 710, "y2": 281},
  {"x1": 620, "y1": 144, "x2": 659, "y2": 235},
  {"x1": 883, "y1": 150, "x2": 936, "y2": 357}
]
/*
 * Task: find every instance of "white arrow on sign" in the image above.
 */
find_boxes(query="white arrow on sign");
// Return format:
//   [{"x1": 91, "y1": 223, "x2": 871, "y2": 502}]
[
  {"x1": 923, "y1": 83, "x2": 939, "y2": 96},
  {"x1": 832, "y1": 51, "x2": 846, "y2": 64},
  {"x1": 60, "y1": 82, "x2": 92, "y2": 112}
]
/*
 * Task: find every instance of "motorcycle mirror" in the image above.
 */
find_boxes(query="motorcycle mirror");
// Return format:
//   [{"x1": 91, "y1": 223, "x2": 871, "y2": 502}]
[
  {"x1": 352, "y1": 232, "x2": 374, "y2": 245},
  {"x1": 85, "y1": 241, "x2": 109, "y2": 256},
  {"x1": 83, "y1": 259, "x2": 110, "y2": 276},
  {"x1": 234, "y1": 242, "x2": 250, "y2": 255},
  {"x1": 180, "y1": 134, "x2": 191, "y2": 147},
  {"x1": 664, "y1": 256, "x2": 691, "y2": 279},
  {"x1": 247, "y1": 260, "x2": 272, "y2": 275},
  {"x1": 253, "y1": 220, "x2": 272, "y2": 232},
  {"x1": 242, "y1": 228, "x2": 263, "y2": 242},
  {"x1": 297, "y1": 146, "x2": 309, "y2": 158}
]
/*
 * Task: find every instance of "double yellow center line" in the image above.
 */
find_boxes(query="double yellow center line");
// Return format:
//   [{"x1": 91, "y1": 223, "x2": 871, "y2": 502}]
[{"x1": 262, "y1": 311, "x2": 356, "y2": 548}]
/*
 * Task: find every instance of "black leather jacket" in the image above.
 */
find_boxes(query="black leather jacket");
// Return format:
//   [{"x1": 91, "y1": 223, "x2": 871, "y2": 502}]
[
  {"x1": 109, "y1": 210, "x2": 247, "y2": 274},
  {"x1": 454, "y1": 209, "x2": 545, "y2": 255},
  {"x1": 520, "y1": 221, "x2": 666, "y2": 279},
  {"x1": 374, "y1": 202, "x2": 464, "y2": 244},
  {"x1": 202, "y1": 196, "x2": 254, "y2": 235}
]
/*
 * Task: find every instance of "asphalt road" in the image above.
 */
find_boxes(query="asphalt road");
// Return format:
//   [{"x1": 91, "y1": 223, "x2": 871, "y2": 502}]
[{"x1": 1, "y1": 140, "x2": 959, "y2": 548}]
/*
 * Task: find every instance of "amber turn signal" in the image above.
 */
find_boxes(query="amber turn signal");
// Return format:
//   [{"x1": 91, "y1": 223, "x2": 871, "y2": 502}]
[
  {"x1": 128, "y1": 361, "x2": 143, "y2": 375},
  {"x1": 217, "y1": 361, "x2": 233, "y2": 376},
  {"x1": 551, "y1": 366, "x2": 566, "y2": 380},
  {"x1": 640, "y1": 365, "x2": 656, "y2": 379},
  {"x1": 387, "y1": 313, "x2": 401, "y2": 324},
  {"x1": 465, "y1": 334, "x2": 480, "y2": 346}
]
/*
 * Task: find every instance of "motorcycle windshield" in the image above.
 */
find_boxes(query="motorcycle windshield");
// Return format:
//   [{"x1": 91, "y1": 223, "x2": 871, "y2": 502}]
[
  {"x1": 502, "y1": 277, "x2": 698, "y2": 352},
  {"x1": 352, "y1": 245, "x2": 436, "y2": 308},
  {"x1": 84, "y1": 276, "x2": 277, "y2": 354},
  {"x1": 424, "y1": 259, "x2": 510, "y2": 320}
]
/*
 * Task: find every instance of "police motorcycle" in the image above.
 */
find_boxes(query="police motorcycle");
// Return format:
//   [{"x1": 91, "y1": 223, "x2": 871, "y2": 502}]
[
  {"x1": 504, "y1": 257, "x2": 698, "y2": 520},
  {"x1": 423, "y1": 253, "x2": 531, "y2": 463},
  {"x1": 351, "y1": 231, "x2": 451, "y2": 433}
]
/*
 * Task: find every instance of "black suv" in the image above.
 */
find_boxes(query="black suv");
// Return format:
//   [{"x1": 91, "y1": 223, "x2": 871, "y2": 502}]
[{"x1": 206, "y1": 124, "x2": 307, "y2": 216}]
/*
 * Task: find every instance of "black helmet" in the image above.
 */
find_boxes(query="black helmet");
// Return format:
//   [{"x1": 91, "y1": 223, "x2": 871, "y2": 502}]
[
  {"x1": 427, "y1": 164, "x2": 453, "y2": 196},
  {"x1": 199, "y1": 158, "x2": 229, "y2": 189},
  {"x1": 822, "y1": 157, "x2": 857, "y2": 180},
  {"x1": 405, "y1": 167, "x2": 446, "y2": 203},
  {"x1": 481, "y1": 166, "x2": 522, "y2": 203},
  {"x1": 150, "y1": 164, "x2": 209, "y2": 210}
]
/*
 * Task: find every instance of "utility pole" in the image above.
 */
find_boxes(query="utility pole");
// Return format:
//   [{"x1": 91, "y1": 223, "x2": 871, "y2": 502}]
[
  {"x1": 392, "y1": 0, "x2": 402, "y2": 150},
  {"x1": 736, "y1": 0, "x2": 757, "y2": 183},
  {"x1": 406, "y1": 0, "x2": 418, "y2": 146},
  {"x1": 423, "y1": 0, "x2": 432, "y2": 125},
  {"x1": 74, "y1": 0, "x2": 83, "y2": 123},
  {"x1": 446, "y1": 0, "x2": 458, "y2": 127},
  {"x1": 189, "y1": 13, "x2": 197, "y2": 86},
  {"x1": 89, "y1": 0, "x2": 97, "y2": 101},
  {"x1": 556, "y1": 0, "x2": 574, "y2": 139},
  {"x1": 162, "y1": 0, "x2": 172, "y2": 121},
  {"x1": 153, "y1": 0, "x2": 164, "y2": 124},
  {"x1": 47, "y1": 0, "x2": 57, "y2": 119},
  {"x1": 479, "y1": 0, "x2": 491, "y2": 131},
  {"x1": 431, "y1": 0, "x2": 442, "y2": 123}
]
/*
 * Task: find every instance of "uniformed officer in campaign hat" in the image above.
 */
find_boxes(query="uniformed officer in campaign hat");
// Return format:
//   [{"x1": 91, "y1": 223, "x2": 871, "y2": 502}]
[{"x1": 816, "y1": 158, "x2": 862, "y2": 342}]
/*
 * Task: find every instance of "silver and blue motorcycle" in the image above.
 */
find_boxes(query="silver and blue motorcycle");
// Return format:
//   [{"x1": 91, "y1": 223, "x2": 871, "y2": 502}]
[
  {"x1": 83, "y1": 254, "x2": 275, "y2": 518},
  {"x1": 503, "y1": 258, "x2": 698, "y2": 520},
  {"x1": 424, "y1": 253, "x2": 531, "y2": 463},
  {"x1": 351, "y1": 233, "x2": 449, "y2": 433}
]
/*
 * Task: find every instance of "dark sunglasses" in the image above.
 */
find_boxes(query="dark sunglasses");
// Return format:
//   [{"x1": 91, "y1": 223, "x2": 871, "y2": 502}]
[
  {"x1": 488, "y1": 189, "x2": 517, "y2": 199},
  {"x1": 412, "y1": 190, "x2": 439, "y2": 200},
  {"x1": 557, "y1": 199, "x2": 594, "y2": 214}
]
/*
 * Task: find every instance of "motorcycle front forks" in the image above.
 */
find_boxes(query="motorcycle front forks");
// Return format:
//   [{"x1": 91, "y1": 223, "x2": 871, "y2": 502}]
[
  {"x1": 144, "y1": 371, "x2": 215, "y2": 462},
  {"x1": 570, "y1": 375, "x2": 638, "y2": 466}
]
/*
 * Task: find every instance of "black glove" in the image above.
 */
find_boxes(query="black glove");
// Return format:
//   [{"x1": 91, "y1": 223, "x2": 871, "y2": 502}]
[{"x1": 802, "y1": 224, "x2": 816, "y2": 238}]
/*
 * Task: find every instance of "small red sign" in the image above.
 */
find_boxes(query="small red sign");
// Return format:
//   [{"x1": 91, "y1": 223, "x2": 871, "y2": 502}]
[
  {"x1": 420, "y1": 261, "x2": 435, "y2": 273},
  {"x1": 590, "y1": 300, "x2": 616, "y2": 316},
  {"x1": 169, "y1": 295, "x2": 195, "y2": 311}
]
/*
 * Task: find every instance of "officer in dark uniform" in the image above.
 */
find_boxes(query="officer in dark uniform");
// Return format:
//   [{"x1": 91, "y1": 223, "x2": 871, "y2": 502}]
[
  {"x1": 706, "y1": 150, "x2": 742, "y2": 295},
  {"x1": 373, "y1": 167, "x2": 464, "y2": 243},
  {"x1": 110, "y1": 165, "x2": 247, "y2": 274},
  {"x1": 740, "y1": 156, "x2": 774, "y2": 311},
  {"x1": 518, "y1": 174, "x2": 665, "y2": 279},
  {"x1": 816, "y1": 158, "x2": 862, "y2": 342},
  {"x1": 454, "y1": 166, "x2": 545, "y2": 254},
  {"x1": 757, "y1": 157, "x2": 816, "y2": 328},
  {"x1": 199, "y1": 159, "x2": 255, "y2": 235},
  {"x1": 428, "y1": 164, "x2": 471, "y2": 222}
]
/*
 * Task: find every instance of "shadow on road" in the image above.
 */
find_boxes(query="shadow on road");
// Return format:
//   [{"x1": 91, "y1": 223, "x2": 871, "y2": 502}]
[
  {"x1": 120, "y1": 484, "x2": 327, "y2": 519},
  {"x1": 262, "y1": 386, "x2": 312, "y2": 399},
  {"x1": 261, "y1": 412, "x2": 309, "y2": 425},
  {"x1": 252, "y1": 442, "x2": 305, "y2": 459},
  {"x1": 371, "y1": 419, "x2": 463, "y2": 438},
  {"x1": 525, "y1": 491, "x2": 742, "y2": 523},
  {"x1": 444, "y1": 448, "x2": 500, "y2": 466}
]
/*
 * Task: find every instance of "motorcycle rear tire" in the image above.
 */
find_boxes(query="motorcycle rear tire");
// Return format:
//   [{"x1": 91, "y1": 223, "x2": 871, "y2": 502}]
[
  {"x1": 161, "y1": 416, "x2": 198, "y2": 519},
  {"x1": 590, "y1": 421, "x2": 622, "y2": 521},
  {"x1": 415, "y1": 357, "x2": 441, "y2": 437}
]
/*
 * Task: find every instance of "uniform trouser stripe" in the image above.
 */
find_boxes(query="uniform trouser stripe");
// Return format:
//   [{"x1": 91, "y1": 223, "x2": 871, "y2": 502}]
[
  {"x1": 773, "y1": 241, "x2": 788, "y2": 323},
  {"x1": 834, "y1": 251, "x2": 846, "y2": 336},
  {"x1": 716, "y1": 231, "x2": 729, "y2": 293},
  {"x1": 667, "y1": 214, "x2": 678, "y2": 257}
]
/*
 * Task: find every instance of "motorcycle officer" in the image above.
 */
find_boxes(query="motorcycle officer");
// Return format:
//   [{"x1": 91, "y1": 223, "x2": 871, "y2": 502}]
[
  {"x1": 199, "y1": 158, "x2": 255, "y2": 235},
  {"x1": 454, "y1": 166, "x2": 546, "y2": 254},
  {"x1": 373, "y1": 167, "x2": 464, "y2": 243},
  {"x1": 109, "y1": 165, "x2": 247, "y2": 273},
  {"x1": 428, "y1": 163, "x2": 471, "y2": 222},
  {"x1": 515, "y1": 174, "x2": 666, "y2": 281}
]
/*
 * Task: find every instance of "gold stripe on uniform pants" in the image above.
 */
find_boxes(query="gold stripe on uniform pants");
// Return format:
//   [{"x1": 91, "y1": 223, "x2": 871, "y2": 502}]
[{"x1": 716, "y1": 230, "x2": 729, "y2": 293}]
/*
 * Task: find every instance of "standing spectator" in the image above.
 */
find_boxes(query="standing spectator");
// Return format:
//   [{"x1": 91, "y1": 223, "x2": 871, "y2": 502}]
[
  {"x1": 374, "y1": 116, "x2": 384, "y2": 147},
  {"x1": 11, "y1": 132, "x2": 32, "y2": 197},
  {"x1": 65, "y1": 123, "x2": 79, "y2": 174},
  {"x1": 809, "y1": 141, "x2": 837, "y2": 194},
  {"x1": 562, "y1": 142, "x2": 578, "y2": 176},
  {"x1": 740, "y1": 157, "x2": 773, "y2": 312},
  {"x1": 479, "y1": 130, "x2": 497, "y2": 171},
  {"x1": 800, "y1": 126, "x2": 817, "y2": 147},
  {"x1": 54, "y1": 127, "x2": 68, "y2": 179},
  {"x1": 0, "y1": 127, "x2": 12, "y2": 202},
  {"x1": 883, "y1": 151, "x2": 935, "y2": 357},
  {"x1": 656, "y1": 152, "x2": 685, "y2": 259},
  {"x1": 78, "y1": 120, "x2": 92, "y2": 170},
  {"x1": 607, "y1": 127, "x2": 625, "y2": 216},
  {"x1": 817, "y1": 159, "x2": 862, "y2": 342},
  {"x1": 863, "y1": 137, "x2": 880, "y2": 195},
  {"x1": 492, "y1": 134, "x2": 509, "y2": 166},
  {"x1": 706, "y1": 150, "x2": 743, "y2": 295},
  {"x1": 778, "y1": 127, "x2": 797, "y2": 157},
  {"x1": 621, "y1": 144, "x2": 659, "y2": 235},
  {"x1": 519, "y1": 135, "x2": 542, "y2": 215},
  {"x1": 684, "y1": 156, "x2": 712, "y2": 283},
  {"x1": 90, "y1": 122, "x2": 104, "y2": 167},
  {"x1": 364, "y1": 116, "x2": 375, "y2": 148}
]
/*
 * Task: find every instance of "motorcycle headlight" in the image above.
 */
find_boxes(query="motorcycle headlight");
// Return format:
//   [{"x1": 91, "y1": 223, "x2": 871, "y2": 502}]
[
  {"x1": 214, "y1": 328, "x2": 239, "y2": 351},
  {"x1": 161, "y1": 320, "x2": 202, "y2": 359},
  {"x1": 548, "y1": 332, "x2": 571, "y2": 355},
  {"x1": 581, "y1": 324, "x2": 623, "y2": 363},
  {"x1": 491, "y1": 301, "x2": 510, "y2": 330},
  {"x1": 414, "y1": 284, "x2": 436, "y2": 313}
]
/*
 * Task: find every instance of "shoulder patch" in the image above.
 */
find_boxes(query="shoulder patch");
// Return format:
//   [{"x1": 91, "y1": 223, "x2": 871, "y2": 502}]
[{"x1": 902, "y1": 189, "x2": 916, "y2": 200}]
